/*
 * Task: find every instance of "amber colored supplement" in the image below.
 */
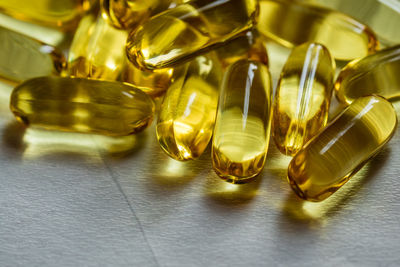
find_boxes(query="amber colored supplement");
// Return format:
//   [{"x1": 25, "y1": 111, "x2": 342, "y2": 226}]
[
  {"x1": 0, "y1": 26, "x2": 65, "y2": 83},
  {"x1": 157, "y1": 53, "x2": 222, "y2": 160},
  {"x1": 126, "y1": 0, "x2": 259, "y2": 70},
  {"x1": 273, "y1": 43, "x2": 335, "y2": 156},
  {"x1": 216, "y1": 30, "x2": 269, "y2": 68},
  {"x1": 0, "y1": 0, "x2": 95, "y2": 30},
  {"x1": 258, "y1": 0, "x2": 378, "y2": 61},
  {"x1": 10, "y1": 76, "x2": 155, "y2": 136},
  {"x1": 288, "y1": 96, "x2": 397, "y2": 202},
  {"x1": 212, "y1": 60, "x2": 272, "y2": 184},
  {"x1": 335, "y1": 45, "x2": 400, "y2": 105},
  {"x1": 68, "y1": 14, "x2": 128, "y2": 80}
]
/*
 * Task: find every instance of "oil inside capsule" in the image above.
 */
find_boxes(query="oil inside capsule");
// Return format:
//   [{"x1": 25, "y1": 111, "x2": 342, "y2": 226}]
[
  {"x1": 68, "y1": 13, "x2": 128, "y2": 80},
  {"x1": 0, "y1": 26, "x2": 65, "y2": 83},
  {"x1": 273, "y1": 42, "x2": 335, "y2": 156},
  {"x1": 10, "y1": 76, "x2": 155, "y2": 136},
  {"x1": 126, "y1": 0, "x2": 259, "y2": 70},
  {"x1": 335, "y1": 45, "x2": 400, "y2": 105},
  {"x1": 288, "y1": 95, "x2": 397, "y2": 202},
  {"x1": 257, "y1": 0, "x2": 378, "y2": 61},
  {"x1": 212, "y1": 59, "x2": 272, "y2": 184},
  {"x1": 157, "y1": 53, "x2": 222, "y2": 160}
]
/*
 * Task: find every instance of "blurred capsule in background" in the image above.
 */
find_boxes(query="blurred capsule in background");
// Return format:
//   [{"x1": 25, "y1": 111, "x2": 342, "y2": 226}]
[
  {"x1": 212, "y1": 60, "x2": 272, "y2": 184},
  {"x1": 10, "y1": 77, "x2": 155, "y2": 136},
  {"x1": 0, "y1": 26, "x2": 65, "y2": 84},
  {"x1": 258, "y1": 0, "x2": 378, "y2": 61},
  {"x1": 273, "y1": 42, "x2": 335, "y2": 156},
  {"x1": 0, "y1": 0, "x2": 96, "y2": 30},
  {"x1": 157, "y1": 53, "x2": 222, "y2": 161},
  {"x1": 288, "y1": 96, "x2": 397, "y2": 202},
  {"x1": 335, "y1": 45, "x2": 400, "y2": 105},
  {"x1": 68, "y1": 13, "x2": 127, "y2": 80},
  {"x1": 126, "y1": 0, "x2": 259, "y2": 70}
]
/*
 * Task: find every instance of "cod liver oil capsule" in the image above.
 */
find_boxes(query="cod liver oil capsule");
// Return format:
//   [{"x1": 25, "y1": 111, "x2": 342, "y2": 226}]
[
  {"x1": 212, "y1": 60, "x2": 272, "y2": 184},
  {"x1": 68, "y1": 13, "x2": 128, "y2": 80},
  {"x1": 273, "y1": 43, "x2": 335, "y2": 156},
  {"x1": 216, "y1": 30, "x2": 269, "y2": 68},
  {"x1": 335, "y1": 45, "x2": 400, "y2": 105},
  {"x1": 0, "y1": 26, "x2": 65, "y2": 83},
  {"x1": 10, "y1": 77, "x2": 155, "y2": 136},
  {"x1": 126, "y1": 0, "x2": 259, "y2": 70},
  {"x1": 0, "y1": 0, "x2": 95, "y2": 30},
  {"x1": 258, "y1": 0, "x2": 378, "y2": 61},
  {"x1": 157, "y1": 53, "x2": 222, "y2": 160},
  {"x1": 288, "y1": 96, "x2": 397, "y2": 202}
]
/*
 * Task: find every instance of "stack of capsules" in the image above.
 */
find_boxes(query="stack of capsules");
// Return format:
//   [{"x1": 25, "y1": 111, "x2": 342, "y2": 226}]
[{"x1": 1, "y1": 0, "x2": 399, "y2": 202}]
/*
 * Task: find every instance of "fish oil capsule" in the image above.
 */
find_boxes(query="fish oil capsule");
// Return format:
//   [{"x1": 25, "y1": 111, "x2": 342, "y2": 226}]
[
  {"x1": 216, "y1": 30, "x2": 269, "y2": 68},
  {"x1": 258, "y1": 0, "x2": 378, "y2": 61},
  {"x1": 212, "y1": 60, "x2": 272, "y2": 183},
  {"x1": 0, "y1": 26, "x2": 65, "y2": 83},
  {"x1": 10, "y1": 77, "x2": 155, "y2": 136},
  {"x1": 288, "y1": 95, "x2": 397, "y2": 202},
  {"x1": 273, "y1": 42, "x2": 335, "y2": 156},
  {"x1": 157, "y1": 53, "x2": 222, "y2": 160},
  {"x1": 335, "y1": 45, "x2": 400, "y2": 105},
  {"x1": 0, "y1": 0, "x2": 95, "y2": 30},
  {"x1": 126, "y1": 0, "x2": 259, "y2": 70},
  {"x1": 68, "y1": 13, "x2": 128, "y2": 80}
]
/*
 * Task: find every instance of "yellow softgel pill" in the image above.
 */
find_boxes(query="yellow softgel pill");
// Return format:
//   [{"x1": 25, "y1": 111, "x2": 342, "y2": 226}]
[
  {"x1": 212, "y1": 60, "x2": 272, "y2": 184},
  {"x1": 335, "y1": 45, "x2": 400, "y2": 105},
  {"x1": 273, "y1": 42, "x2": 335, "y2": 156},
  {"x1": 157, "y1": 53, "x2": 222, "y2": 161},
  {"x1": 0, "y1": 26, "x2": 65, "y2": 83},
  {"x1": 288, "y1": 95, "x2": 397, "y2": 202},
  {"x1": 10, "y1": 76, "x2": 155, "y2": 136},
  {"x1": 126, "y1": 0, "x2": 259, "y2": 70},
  {"x1": 258, "y1": 0, "x2": 378, "y2": 61}
]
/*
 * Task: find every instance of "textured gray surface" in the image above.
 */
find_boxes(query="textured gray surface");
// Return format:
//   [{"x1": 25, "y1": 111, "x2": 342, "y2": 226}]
[{"x1": 0, "y1": 33, "x2": 400, "y2": 267}]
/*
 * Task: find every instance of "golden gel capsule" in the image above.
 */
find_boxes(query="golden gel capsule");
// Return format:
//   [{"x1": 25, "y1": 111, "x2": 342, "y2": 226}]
[
  {"x1": 258, "y1": 0, "x2": 378, "y2": 61},
  {"x1": 288, "y1": 95, "x2": 397, "y2": 202},
  {"x1": 335, "y1": 45, "x2": 400, "y2": 105},
  {"x1": 68, "y1": 13, "x2": 128, "y2": 80},
  {"x1": 216, "y1": 30, "x2": 269, "y2": 68},
  {"x1": 212, "y1": 60, "x2": 272, "y2": 183},
  {"x1": 273, "y1": 43, "x2": 335, "y2": 156},
  {"x1": 10, "y1": 76, "x2": 155, "y2": 136},
  {"x1": 0, "y1": 0, "x2": 95, "y2": 30},
  {"x1": 156, "y1": 53, "x2": 222, "y2": 160},
  {"x1": 126, "y1": 0, "x2": 259, "y2": 70},
  {"x1": 0, "y1": 26, "x2": 65, "y2": 83}
]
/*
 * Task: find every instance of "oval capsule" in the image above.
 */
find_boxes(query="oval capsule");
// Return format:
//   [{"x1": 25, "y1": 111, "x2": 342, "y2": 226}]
[
  {"x1": 288, "y1": 96, "x2": 397, "y2": 202},
  {"x1": 273, "y1": 42, "x2": 335, "y2": 156},
  {"x1": 212, "y1": 60, "x2": 272, "y2": 184},
  {"x1": 126, "y1": 0, "x2": 259, "y2": 70},
  {"x1": 335, "y1": 45, "x2": 400, "y2": 105},
  {"x1": 10, "y1": 77, "x2": 155, "y2": 136},
  {"x1": 157, "y1": 53, "x2": 222, "y2": 160},
  {"x1": 0, "y1": 26, "x2": 65, "y2": 83},
  {"x1": 68, "y1": 13, "x2": 128, "y2": 80},
  {"x1": 257, "y1": 0, "x2": 378, "y2": 61}
]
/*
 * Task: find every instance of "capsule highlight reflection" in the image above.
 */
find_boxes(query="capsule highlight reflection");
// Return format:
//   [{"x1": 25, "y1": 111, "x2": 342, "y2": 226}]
[
  {"x1": 212, "y1": 60, "x2": 272, "y2": 183},
  {"x1": 288, "y1": 96, "x2": 397, "y2": 202},
  {"x1": 157, "y1": 53, "x2": 222, "y2": 160},
  {"x1": 126, "y1": 0, "x2": 259, "y2": 70},
  {"x1": 10, "y1": 77, "x2": 155, "y2": 136},
  {"x1": 273, "y1": 43, "x2": 335, "y2": 156},
  {"x1": 258, "y1": 0, "x2": 378, "y2": 61},
  {"x1": 335, "y1": 45, "x2": 400, "y2": 105},
  {"x1": 0, "y1": 26, "x2": 65, "y2": 83}
]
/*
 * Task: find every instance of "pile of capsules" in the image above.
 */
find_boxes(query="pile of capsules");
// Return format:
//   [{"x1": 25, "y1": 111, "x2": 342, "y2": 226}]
[{"x1": 1, "y1": 0, "x2": 399, "y2": 202}]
